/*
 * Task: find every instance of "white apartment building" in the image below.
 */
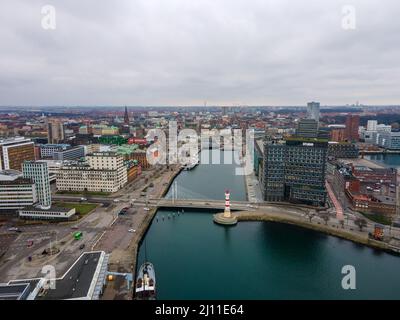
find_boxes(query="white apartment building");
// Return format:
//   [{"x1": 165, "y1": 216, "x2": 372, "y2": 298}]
[
  {"x1": 0, "y1": 170, "x2": 38, "y2": 212},
  {"x1": 366, "y1": 120, "x2": 378, "y2": 131},
  {"x1": 56, "y1": 152, "x2": 127, "y2": 193},
  {"x1": 36, "y1": 159, "x2": 64, "y2": 182},
  {"x1": 22, "y1": 161, "x2": 52, "y2": 208}
]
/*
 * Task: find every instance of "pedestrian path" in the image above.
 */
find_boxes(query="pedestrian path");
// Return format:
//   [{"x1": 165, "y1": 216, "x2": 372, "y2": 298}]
[
  {"x1": 325, "y1": 181, "x2": 344, "y2": 221},
  {"x1": 244, "y1": 172, "x2": 263, "y2": 203}
]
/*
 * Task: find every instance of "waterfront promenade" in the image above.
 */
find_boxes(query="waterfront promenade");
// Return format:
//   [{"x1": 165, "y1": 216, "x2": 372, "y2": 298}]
[{"x1": 100, "y1": 165, "x2": 182, "y2": 299}]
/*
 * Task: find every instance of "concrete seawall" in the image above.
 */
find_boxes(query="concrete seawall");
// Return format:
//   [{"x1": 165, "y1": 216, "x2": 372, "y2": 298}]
[{"x1": 235, "y1": 211, "x2": 392, "y2": 253}]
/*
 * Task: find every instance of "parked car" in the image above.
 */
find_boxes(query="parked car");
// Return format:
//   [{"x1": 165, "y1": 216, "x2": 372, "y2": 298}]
[{"x1": 128, "y1": 229, "x2": 136, "y2": 233}]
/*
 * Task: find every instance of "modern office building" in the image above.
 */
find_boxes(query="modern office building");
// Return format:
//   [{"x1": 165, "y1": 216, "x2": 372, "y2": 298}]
[
  {"x1": 56, "y1": 152, "x2": 127, "y2": 193},
  {"x1": 35, "y1": 159, "x2": 64, "y2": 182},
  {"x1": 22, "y1": 161, "x2": 52, "y2": 208},
  {"x1": 0, "y1": 137, "x2": 35, "y2": 171},
  {"x1": 360, "y1": 123, "x2": 392, "y2": 144},
  {"x1": 345, "y1": 114, "x2": 360, "y2": 142},
  {"x1": 0, "y1": 170, "x2": 37, "y2": 212},
  {"x1": 327, "y1": 142, "x2": 359, "y2": 159},
  {"x1": 307, "y1": 102, "x2": 320, "y2": 122},
  {"x1": 39, "y1": 144, "x2": 71, "y2": 158},
  {"x1": 53, "y1": 146, "x2": 85, "y2": 161},
  {"x1": 261, "y1": 137, "x2": 328, "y2": 206},
  {"x1": 377, "y1": 131, "x2": 400, "y2": 150},
  {"x1": 296, "y1": 119, "x2": 319, "y2": 138},
  {"x1": 47, "y1": 119, "x2": 65, "y2": 144}
]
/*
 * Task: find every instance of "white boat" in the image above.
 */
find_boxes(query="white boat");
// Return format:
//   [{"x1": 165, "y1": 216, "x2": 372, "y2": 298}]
[{"x1": 135, "y1": 262, "x2": 156, "y2": 300}]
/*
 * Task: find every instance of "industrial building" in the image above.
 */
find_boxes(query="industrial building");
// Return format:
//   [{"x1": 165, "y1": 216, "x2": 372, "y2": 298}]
[{"x1": 333, "y1": 163, "x2": 397, "y2": 216}]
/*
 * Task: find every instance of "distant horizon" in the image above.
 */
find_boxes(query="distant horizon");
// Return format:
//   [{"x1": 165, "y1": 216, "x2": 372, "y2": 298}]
[{"x1": 0, "y1": 104, "x2": 399, "y2": 109}]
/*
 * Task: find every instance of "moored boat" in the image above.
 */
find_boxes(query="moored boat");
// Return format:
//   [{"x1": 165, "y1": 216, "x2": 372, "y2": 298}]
[{"x1": 135, "y1": 262, "x2": 156, "y2": 300}]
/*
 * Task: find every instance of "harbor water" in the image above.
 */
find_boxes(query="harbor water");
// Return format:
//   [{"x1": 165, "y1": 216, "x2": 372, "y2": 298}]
[{"x1": 137, "y1": 150, "x2": 400, "y2": 299}]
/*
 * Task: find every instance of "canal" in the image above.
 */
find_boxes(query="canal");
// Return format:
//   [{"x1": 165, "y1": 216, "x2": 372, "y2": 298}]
[
  {"x1": 138, "y1": 150, "x2": 400, "y2": 299},
  {"x1": 366, "y1": 153, "x2": 400, "y2": 168}
]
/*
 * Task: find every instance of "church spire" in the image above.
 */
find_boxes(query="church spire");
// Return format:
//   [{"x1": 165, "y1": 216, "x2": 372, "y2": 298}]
[{"x1": 124, "y1": 106, "x2": 130, "y2": 125}]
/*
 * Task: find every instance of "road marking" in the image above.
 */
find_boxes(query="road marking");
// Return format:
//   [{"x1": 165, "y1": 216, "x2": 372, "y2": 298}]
[{"x1": 91, "y1": 231, "x2": 106, "y2": 251}]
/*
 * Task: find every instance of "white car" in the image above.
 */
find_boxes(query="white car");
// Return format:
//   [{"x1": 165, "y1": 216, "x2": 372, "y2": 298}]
[
  {"x1": 143, "y1": 207, "x2": 150, "y2": 211},
  {"x1": 128, "y1": 229, "x2": 136, "y2": 233},
  {"x1": 113, "y1": 199, "x2": 120, "y2": 203}
]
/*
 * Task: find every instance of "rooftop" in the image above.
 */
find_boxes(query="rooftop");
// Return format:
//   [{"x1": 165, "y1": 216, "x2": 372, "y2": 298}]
[
  {"x1": 0, "y1": 169, "x2": 22, "y2": 178},
  {"x1": 0, "y1": 136, "x2": 31, "y2": 145},
  {"x1": 20, "y1": 205, "x2": 75, "y2": 213},
  {"x1": 0, "y1": 283, "x2": 31, "y2": 300},
  {"x1": 2, "y1": 251, "x2": 107, "y2": 300}
]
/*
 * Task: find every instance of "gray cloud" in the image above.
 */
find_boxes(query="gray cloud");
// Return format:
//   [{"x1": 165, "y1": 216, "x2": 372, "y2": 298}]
[{"x1": 0, "y1": 0, "x2": 399, "y2": 106}]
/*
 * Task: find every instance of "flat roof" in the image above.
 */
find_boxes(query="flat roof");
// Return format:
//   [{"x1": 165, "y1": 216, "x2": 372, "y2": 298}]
[
  {"x1": 0, "y1": 283, "x2": 30, "y2": 300},
  {"x1": 36, "y1": 252, "x2": 102, "y2": 300},
  {"x1": 20, "y1": 205, "x2": 74, "y2": 213}
]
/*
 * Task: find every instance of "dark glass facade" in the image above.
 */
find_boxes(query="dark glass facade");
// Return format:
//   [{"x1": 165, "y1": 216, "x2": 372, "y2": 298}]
[{"x1": 262, "y1": 138, "x2": 328, "y2": 206}]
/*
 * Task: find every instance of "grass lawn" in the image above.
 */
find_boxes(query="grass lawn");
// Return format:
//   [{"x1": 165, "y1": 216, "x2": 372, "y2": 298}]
[
  {"x1": 362, "y1": 213, "x2": 392, "y2": 225},
  {"x1": 54, "y1": 202, "x2": 98, "y2": 216}
]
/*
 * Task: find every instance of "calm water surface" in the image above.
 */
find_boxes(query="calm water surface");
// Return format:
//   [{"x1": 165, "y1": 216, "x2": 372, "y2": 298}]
[{"x1": 138, "y1": 150, "x2": 400, "y2": 299}]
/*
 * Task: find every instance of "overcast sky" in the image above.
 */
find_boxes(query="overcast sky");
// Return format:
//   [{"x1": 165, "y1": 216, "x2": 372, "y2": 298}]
[{"x1": 0, "y1": 0, "x2": 399, "y2": 106}]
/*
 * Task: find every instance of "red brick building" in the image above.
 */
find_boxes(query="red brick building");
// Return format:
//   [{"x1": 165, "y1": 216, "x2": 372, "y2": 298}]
[{"x1": 345, "y1": 114, "x2": 360, "y2": 142}]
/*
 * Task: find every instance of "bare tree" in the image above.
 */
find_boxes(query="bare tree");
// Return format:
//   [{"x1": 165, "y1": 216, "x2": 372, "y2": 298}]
[
  {"x1": 321, "y1": 213, "x2": 330, "y2": 225},
  {"x1": 306, "y1": 212, "x2": 315, "y2": 223},
  {"x1": 355, "y1": 218, "x2": 367, "y2": 231}
]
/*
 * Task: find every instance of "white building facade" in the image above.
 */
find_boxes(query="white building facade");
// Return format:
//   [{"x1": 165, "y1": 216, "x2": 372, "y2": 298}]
[
  {"x1": 56, "y1": 152, "x2": 127, "y2": 193},
  {"x1": 0, "y1": 170, "x2": 37, "y2": 211},
  {"x1": 22, "y1": 161, "x2": 52, "y2": 208}
]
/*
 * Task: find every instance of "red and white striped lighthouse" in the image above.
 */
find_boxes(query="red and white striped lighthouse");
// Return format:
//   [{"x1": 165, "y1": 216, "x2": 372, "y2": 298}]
[{"x1": 223, "y1": 189, "x2": 231, "y2": 218}]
